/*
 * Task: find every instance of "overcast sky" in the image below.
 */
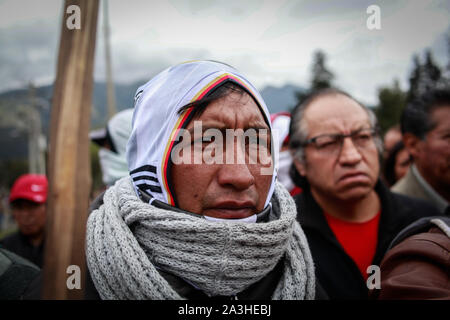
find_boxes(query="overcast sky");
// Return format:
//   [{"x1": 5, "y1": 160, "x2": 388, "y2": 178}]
[{"x1": 0, "y1": 0, "x2": 449, "y2": 105}]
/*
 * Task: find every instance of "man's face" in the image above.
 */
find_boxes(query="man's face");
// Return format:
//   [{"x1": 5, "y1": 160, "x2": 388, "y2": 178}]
[
  {"x1": 171, "y1": 91, "x2": 273, "y2": 218},
  {"x1": 394, "y1": 148, "x2": 410, "y2": 181},
  {"x1": 12, "y1": 199, "x2": 46, "y2": 237},
  {"x1": 383, "y1": 128, "x2": 402, "y2": 156},
  {"x1": 412, "y1": 106, "x2": 450, "y2": 192},
  {"x1": 294, "y1": 94, "x2": 380, "y2": 202}
]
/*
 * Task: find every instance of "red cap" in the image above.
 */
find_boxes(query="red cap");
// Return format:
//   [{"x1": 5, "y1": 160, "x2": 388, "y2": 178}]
[{"x1": 9, "y1": 174, "x2": 48, "y2": 204}]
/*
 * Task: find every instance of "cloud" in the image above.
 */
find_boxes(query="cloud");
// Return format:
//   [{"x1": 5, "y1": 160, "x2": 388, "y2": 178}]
[
  {"x1": 0, "y1": 21, "x2": 59, "y2": 91},
  {"x1": 0, "y1": 0, "x2": 449, "y2": 106},
  {"x1": 0, "y1": 0, "x2": 61, "y2": 28},
  {"x1": 95, "y1": 45, "x2": 213, "y2": 84}
]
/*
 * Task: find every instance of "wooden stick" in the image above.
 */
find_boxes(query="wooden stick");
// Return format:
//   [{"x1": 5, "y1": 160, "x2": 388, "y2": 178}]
[
  {"x1": 43, "y1": 0, "x2": 99, "y2": 299},
  {"x1": 103, "y1": 0, "x2": 117, "y2": 120}
]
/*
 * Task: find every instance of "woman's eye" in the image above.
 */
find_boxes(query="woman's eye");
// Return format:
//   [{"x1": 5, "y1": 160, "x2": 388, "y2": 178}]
[
  {"x1": 248, "y1": 137, "x2": 266, "y2": 147},
  {"x1": 202, "y1": 136, "x2": 214, "y2": 143},
  {"x1": 248, "y1": 136, "x2": 258, "y2": 144},
  {"x1": 191, "y1": 136, "x2": 213, "y2": 145}
]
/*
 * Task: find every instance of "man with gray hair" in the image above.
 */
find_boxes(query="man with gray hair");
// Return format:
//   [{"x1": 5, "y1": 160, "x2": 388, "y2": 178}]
[{"x1": 288, "y1": 88, "x2": 441, "y2": 299}]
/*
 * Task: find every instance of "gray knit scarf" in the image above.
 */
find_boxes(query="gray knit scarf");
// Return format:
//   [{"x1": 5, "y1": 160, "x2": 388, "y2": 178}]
[{"x1": 86, "y1": 177, "x2": 315, "y2": 300}]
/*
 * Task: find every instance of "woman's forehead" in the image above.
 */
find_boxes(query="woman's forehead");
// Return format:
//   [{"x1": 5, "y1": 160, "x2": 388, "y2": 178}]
[{"x1": 187, "y1": 91, "x2": 269, "y2": 130}]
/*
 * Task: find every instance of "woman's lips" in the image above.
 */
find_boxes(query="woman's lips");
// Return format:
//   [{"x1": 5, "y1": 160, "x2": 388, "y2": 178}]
[
  {"x1": 204, "y1": 201, "x2": 256, "y2": 219},
  {"x1": 338, "y1": 172, "x2": 370, "y2": 185}
]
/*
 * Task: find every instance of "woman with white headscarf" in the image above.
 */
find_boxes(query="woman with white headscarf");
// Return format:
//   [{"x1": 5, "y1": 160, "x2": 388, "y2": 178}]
[{"x1": 86, "y1": 60, "x2": 316, "y2": 300}]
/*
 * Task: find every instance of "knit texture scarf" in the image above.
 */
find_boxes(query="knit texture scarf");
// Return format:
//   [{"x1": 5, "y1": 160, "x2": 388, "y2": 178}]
[{"x1": 86, "y1": 177, "x2": 315, "y2": 300}]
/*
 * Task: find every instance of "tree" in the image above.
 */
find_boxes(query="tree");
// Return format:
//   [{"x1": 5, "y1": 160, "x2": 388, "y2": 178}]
[
  {"x1": 407, "y1": 54, "x2": 423, "y2": 103},
  {"x1": 423, "y1": 50, "x2": 441, "y2": 88},
  {"x1": 295, "y1": 49, "x2": 335, "y2": 106},
  {"x1": 90, "y1": 142, "x2": 104, "y2": 197},
  {"x1": 447, "y1": 31, "x2": 450, "y2": 75},
  {"x1": 375, "y1": 79, "x2": 407, "y2": 135},
  {"x1": 441, "y1": 31, "x2": 450, "y2": 86},
  {"x1": 407, "y1": 50, "x2": 442, "y2": 103},
  {"x1": 311, "y1": 50, "x2": 334, "y2": 91}
]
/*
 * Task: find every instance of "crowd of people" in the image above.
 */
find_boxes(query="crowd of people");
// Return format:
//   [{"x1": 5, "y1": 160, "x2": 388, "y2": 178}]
[{"x1": 0, "y1": 60, "x2": 449, "y2": 300}]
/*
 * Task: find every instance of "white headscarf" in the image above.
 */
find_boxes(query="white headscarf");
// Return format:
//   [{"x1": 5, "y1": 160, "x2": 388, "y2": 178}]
[
  {"x1": 270, "y1": 112, "x2": 295, "y2": 192},
  {"x1": 126, "y1": 61, "x2": 278, "y2": 211},
  {"x1": 99, "y1": 108, "x2": 134, "y2": 186}
]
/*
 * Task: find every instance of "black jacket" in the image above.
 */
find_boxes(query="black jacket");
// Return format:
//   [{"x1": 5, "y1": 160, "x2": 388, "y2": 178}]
[
  {"x1": 0, "y1": 232, "x2": 44, "y2": 268},
  {"x1": 294, "y1": 180, "x2": 443, "y2": 300},
  {"x1": 0, "y1": 248, "x2": 41, "y2": 299}
]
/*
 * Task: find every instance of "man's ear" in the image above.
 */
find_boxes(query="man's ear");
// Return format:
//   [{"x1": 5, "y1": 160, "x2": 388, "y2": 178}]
[
  {"x1": 293, "y1": 158, "x2": 307, "y2": 177},
  {"x1": 402, "y1": 133, "x2": 422, "y2": 160}
]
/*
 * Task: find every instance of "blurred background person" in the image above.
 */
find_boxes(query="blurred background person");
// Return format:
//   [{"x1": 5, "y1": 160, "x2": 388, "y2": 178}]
[
  {"x1": 90, "y1": 108, "x2": 133, "y2": 188},
  {"x1": 85, "y1": 60, "x2": 316, "y2": 300},
  {"x1": 0, "y1": 174, "x2": 47, "y2": 268},
  {"x1": 392, "y1": 88, "x2": 450, "y2": 214},
  {"x1": 0, "y1": 247, "x2": 41, "y2": 300},
  {"x1": 383, "y1": 124, "x2": 403, "y2": 159},
  {"x1": 270, "y1": 112, "x2": 302, "y2": 196},
  {"x1": 288, "y1": 89, "x2": 441, "y2": 299},
  {"x1": 383, "y1": 141, "x2": 411, "y2": 187}
]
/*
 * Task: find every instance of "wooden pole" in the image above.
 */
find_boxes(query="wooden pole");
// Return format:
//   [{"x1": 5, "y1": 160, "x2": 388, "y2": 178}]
[
  {"x1": 103, "y1": 0, "x2": 117, "y2": 120},
  {"x1": 43, "y1": 0, "x2": 99, "y2": 299}
]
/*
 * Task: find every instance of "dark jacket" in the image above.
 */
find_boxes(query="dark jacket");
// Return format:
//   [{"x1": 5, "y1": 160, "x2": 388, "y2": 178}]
[
  {"x1": 0, "y1": 231, "x2": 44, "y2": 268},
  {"x1": 371, "y1": 216, "x2": 450, "y2": 300},
  {"x1": 85, "y1": 258, "x2": 290, "y2": 300},
  {"x1": 0, "y1": 248, "x2": 41, "y2": 300},
  {"x1": 294, "y1": 180, "x2": 443, "y2": 300}
]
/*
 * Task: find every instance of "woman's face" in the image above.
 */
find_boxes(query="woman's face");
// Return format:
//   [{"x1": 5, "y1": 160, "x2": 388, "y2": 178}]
[
  {"x1": 170, "y1": 91, "x2": 273, "y2": 218},
  {"x1": 394, "y1": 148, "x2": 410, "y2": 181}
]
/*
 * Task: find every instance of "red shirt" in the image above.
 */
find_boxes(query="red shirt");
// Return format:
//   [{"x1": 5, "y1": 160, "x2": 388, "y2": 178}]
[
  {"x1": 290, "y1": 186, "x2": 302, "y2": 197},
  {"x1": 324, "y1": 211, "x2": 381, "y2": 280}
]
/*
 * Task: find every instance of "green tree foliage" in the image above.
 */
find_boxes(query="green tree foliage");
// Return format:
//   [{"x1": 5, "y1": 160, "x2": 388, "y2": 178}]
[
  {"x1": 375, "y1": 79, "x2": 407, "y2": 135},
  {"x1": 407, "y1": 50, "x2": 442, "y2": 103},
  {"x1": 0, "y1": 159, "x2": 28, "y2": 189},
  {"x1": 311, "y1": 50, "x2": 335, "y2": 91},
  {"x1": 407, "y1": 54, "x2": 422, "y2": 103},
  {"x1": 424, "y1": 50, "x2": 442, "y2": 84},
  {"x1": 296, "y1": 49, "x2": 335, "y2": 106},
  {"x1": 380, "y1": 47, "x2": 446, "y2": 136},
  {"x1": 447, "y1": 32, "x2": 450, "y2": 73},
  {"x1": 442, "y1": 31, "x2": 450, "y2": 86},
  {"x1": 90, "y1": 142, "x2": 104, "y2": 197}
]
